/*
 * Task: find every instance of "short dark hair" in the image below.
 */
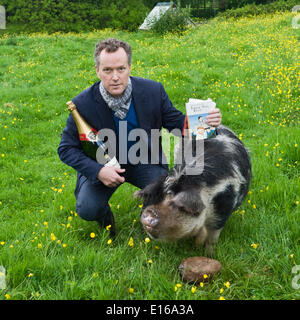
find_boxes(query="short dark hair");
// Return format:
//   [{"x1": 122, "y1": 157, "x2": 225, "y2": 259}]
[{"x1": 94, "y1": 38, "x2": 132, "y2": 67}]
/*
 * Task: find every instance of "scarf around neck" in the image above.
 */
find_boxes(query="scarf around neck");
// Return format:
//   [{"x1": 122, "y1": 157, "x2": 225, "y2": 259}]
[{"x1": 99, "y1": 78, "x2": 132, "y2": 119}]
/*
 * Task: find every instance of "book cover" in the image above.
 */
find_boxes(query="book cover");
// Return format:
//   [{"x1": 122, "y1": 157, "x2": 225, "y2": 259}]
[{"x1": 185, "y1": 98, "x2": 217, "y2": 139}]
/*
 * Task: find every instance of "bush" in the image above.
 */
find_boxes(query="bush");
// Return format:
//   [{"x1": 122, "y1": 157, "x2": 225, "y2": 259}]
[
  {"x1": 151, "y1": 7, "x2": 192, "y2": 35},
  {"x1": 1, "y1": 0, "x2": 148, "y2": 33},
  {"x1": 217, "y1": 0, "x2": 299, "y2": 19}
]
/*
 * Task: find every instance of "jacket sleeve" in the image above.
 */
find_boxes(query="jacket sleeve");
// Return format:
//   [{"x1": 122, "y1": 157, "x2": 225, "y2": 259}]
[
  {"x1": 159, "y1": 83, "x2": 186, "y2": 136},
  {"x1": 57, "y1": 113, "x2": 103, "y2": 184}
]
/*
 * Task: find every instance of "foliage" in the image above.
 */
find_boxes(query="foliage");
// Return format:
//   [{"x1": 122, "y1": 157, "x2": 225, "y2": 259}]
[
  {"x1": 151, "y1": 6, "x2": 192, "y2": 35},
  {"x1": 217, "y1": 0, "x2": 300, "y2": 18},
  {"x1": 0, "y1": 0, "x2": 148, "y2": 33}
]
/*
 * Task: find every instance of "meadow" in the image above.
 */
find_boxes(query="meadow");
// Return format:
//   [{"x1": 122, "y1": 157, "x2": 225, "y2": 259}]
[{"x1": 0, "y1": 11, "x2": 299, "y2": 300}]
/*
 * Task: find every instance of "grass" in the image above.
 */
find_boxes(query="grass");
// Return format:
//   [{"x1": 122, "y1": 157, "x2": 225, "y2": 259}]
[{"x1": 0, "y1": 11, "x2": 299, "y2": 300}]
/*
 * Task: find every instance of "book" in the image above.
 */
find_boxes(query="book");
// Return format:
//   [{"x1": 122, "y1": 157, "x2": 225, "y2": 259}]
[{"x1": 185, "y1": 98, "x2": 217, "y2": 140}]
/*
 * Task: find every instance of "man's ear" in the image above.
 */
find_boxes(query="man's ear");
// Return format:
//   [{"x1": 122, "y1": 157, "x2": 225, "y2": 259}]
[{"x1": 95, "y1": 65, "x2": 100, "y2": 79}]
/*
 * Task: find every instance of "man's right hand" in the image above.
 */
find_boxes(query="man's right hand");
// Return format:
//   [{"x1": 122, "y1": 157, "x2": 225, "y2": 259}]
[{"x1": 97, "y1": 166, "x2": 125, "y2": 188}]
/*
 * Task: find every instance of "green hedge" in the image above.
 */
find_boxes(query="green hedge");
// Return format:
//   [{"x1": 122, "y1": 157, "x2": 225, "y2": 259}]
[
  {"x1": 217, "y1": 0, "x2": 299, "y2": 18},
  {"x1": 1, "y1": 0, "x2": 148, "y2": 33}
]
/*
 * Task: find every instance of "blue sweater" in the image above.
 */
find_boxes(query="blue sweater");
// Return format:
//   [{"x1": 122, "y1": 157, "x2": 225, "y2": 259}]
[{"x1": 112, "y1": 100, "x2": 139, "y2": 164}]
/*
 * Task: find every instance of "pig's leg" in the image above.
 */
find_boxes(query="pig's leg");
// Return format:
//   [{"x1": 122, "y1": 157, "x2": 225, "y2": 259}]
[
  {"x1": 205, "y1": 228, "x2": 222, "y2": 256},
  {"x1": 195, "y1": 226, "x2": 208, "y2": 246}
]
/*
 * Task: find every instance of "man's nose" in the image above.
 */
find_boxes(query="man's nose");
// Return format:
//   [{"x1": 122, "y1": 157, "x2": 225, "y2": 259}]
[{"x1": 112, "y1": 70, "x2": 119, "y2": 81}]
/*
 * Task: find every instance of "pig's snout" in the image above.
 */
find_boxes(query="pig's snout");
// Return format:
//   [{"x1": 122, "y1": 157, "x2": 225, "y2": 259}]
[{"x1": 140, "y1": 210, "x2": 159, "y2": 227}]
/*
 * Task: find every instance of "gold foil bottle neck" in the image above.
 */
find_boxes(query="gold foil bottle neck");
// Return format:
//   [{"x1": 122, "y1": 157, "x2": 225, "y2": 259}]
[{"x1": 67, "y1": 101, "x2": 76, "y2": 112}]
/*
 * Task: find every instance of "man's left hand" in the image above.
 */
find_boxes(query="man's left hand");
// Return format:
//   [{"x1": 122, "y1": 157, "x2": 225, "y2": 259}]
[{"x1": 206, "y1": 108, "x2": 222, "y2": 127}]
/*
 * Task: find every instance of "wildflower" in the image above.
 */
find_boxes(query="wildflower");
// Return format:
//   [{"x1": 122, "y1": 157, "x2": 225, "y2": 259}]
[
  {"x1": 28, "y1": 273, "x2": 34, "y2": 278},
  {"x1": 0, "y1": 241, "x2": 4, "y2": 246},
  {"x1": 220, "y1": 288, "x2": 224, "y2": 294},
  {"x1": 203, "y1": 274, "x2": 208, "y2": 279},
  {"x1": 128, "y1": 237, "x2": 134, "y2": 247},
  {"x1": 1, "y1": 154, "x2": 4, "y2": 158},
  {"x1": 106, "y1": 225, "x2": 111, "y2": 231},
  {"x1": 199, "y1": 282, "x2": 204, "y2": 288},
  {"x1": 148, "y1": 259, "x2": 153, "y2": 264},
  {"x1": 290, "y1": 254, "x2": 294, "y2": 259},
  {"x1": 62, "y1": 243, "x2": 67, "y2": 248},
  {"x1": 90, "y1": 232, "x2": 96, "y2": 239},
  {"x1": 19, "y1": 177, "x2": 24, "y2": 181},
  {"x1": 129, "y1": 288, "x2": 134, "y2": 293},
  {"x1": 251, "y1": 243, "x2": 259, "y2": 249},
  {"x1": 296, "y1": 201, "x2": 299, "y2": 205},
  {"x1": 191, "y1": 286, "x2": 197, "y2": 294},
  {"x1": 138, "y1": 204, "x2": 143, "y2": 208},
  {"x1": 176, "y1": 283, "x2": 182, "y2": 288},
  {"x1": 224, "y1": 281, "x2": 230, "y2": 288},
  {"x1": 5, "y1": 294, "x2": 11, "y2": 299},
  {"x1": 107, "y1": 239, "x2": 112, "y2": 245},
  {"x1": 219, "y1": 296, "x2": 226, "y2": 300},
  {"x1": 145, "y1": 237, "x2": 150, "y2": 243},
  {"x1": 43, "y1": 221, "x2": 48, "y2": 228},
  {"x1": 50, "y1": 233, "x2": 56, "y2": 241},
  {"x1": 37, "y1": 243, "x2": 42, "y2": 249}
]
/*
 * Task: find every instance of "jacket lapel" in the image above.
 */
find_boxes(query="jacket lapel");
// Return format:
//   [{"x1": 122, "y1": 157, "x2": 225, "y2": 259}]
[{"x1": 131, "y1": 77, "x2": 151, "y2": 131}]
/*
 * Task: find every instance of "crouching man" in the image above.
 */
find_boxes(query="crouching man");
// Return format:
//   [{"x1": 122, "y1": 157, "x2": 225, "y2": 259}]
[{"x1": 57, "y1": 38, "x2": 222, "y2": 236}]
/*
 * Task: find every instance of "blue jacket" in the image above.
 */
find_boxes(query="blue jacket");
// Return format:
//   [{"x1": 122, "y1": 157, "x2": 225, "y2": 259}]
[{"x1": 57, "y1": 76, "x2": 185, "y2": 190}]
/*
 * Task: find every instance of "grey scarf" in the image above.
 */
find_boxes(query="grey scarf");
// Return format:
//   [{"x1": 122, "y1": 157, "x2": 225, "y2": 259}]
[{"x1": 99, "y1": 78, "x2": 132, "y2": 119}]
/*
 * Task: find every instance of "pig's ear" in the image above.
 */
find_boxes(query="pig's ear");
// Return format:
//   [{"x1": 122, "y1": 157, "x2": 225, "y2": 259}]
[
  {"x1": 134, "y1": 174, "x2": 168, "y2": 205},
  {"x1": 171, "y1": 191, "x2": 205, "y2": 216}
]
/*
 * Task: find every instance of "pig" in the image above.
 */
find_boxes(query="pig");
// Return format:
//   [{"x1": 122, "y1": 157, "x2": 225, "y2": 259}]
[{"x1": 134, "y1": 125, "x2": 252, "y2": 255}]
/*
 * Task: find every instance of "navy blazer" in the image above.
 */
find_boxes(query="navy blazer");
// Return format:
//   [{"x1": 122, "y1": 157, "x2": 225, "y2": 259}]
[{"x1": 57, "y1": 76, "x2": 185, "y2": 190}]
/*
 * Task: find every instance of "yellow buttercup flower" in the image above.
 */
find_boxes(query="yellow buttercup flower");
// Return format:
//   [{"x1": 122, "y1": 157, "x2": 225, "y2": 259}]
[
  {"x1": 90, "y1": 232, "x2": 96, "y2": 239},
  {"x1": 128, "y1": 237, "x2": 134, "y2": 247}
]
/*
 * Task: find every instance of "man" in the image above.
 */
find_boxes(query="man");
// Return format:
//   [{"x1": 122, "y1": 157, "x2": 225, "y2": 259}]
[{"x1": 58, "y1": 38, "x2": 222, "y2": 236}]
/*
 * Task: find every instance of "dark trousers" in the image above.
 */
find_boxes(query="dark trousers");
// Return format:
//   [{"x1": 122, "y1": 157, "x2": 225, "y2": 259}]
[{"x1": 75, "y1": 164, "x2": 168, "y2": 223}]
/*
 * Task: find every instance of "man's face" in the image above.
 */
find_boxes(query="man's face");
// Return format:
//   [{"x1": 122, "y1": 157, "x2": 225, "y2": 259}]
[{"x1": 95, "y1": 47, "x2": 131, "y2": 97}]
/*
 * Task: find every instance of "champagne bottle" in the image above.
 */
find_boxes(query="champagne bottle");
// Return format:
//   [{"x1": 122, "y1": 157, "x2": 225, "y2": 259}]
[{"x1": 66, "y1": 101, "x2": 120, "y2": 168}]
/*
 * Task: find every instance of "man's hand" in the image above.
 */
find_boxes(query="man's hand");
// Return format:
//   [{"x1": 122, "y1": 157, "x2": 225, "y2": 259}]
[
  {"x1": 97, "y1": 166, "x2": 125, "y2": 188},
  {"x1": 206, "y1": 108, "x2": 222, "y2": 127}
]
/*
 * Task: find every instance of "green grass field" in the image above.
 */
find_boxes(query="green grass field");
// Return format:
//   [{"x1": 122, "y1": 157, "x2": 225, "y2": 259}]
[{"x1": 0, "y1": 11, "x2": 299, "y2": 300}]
